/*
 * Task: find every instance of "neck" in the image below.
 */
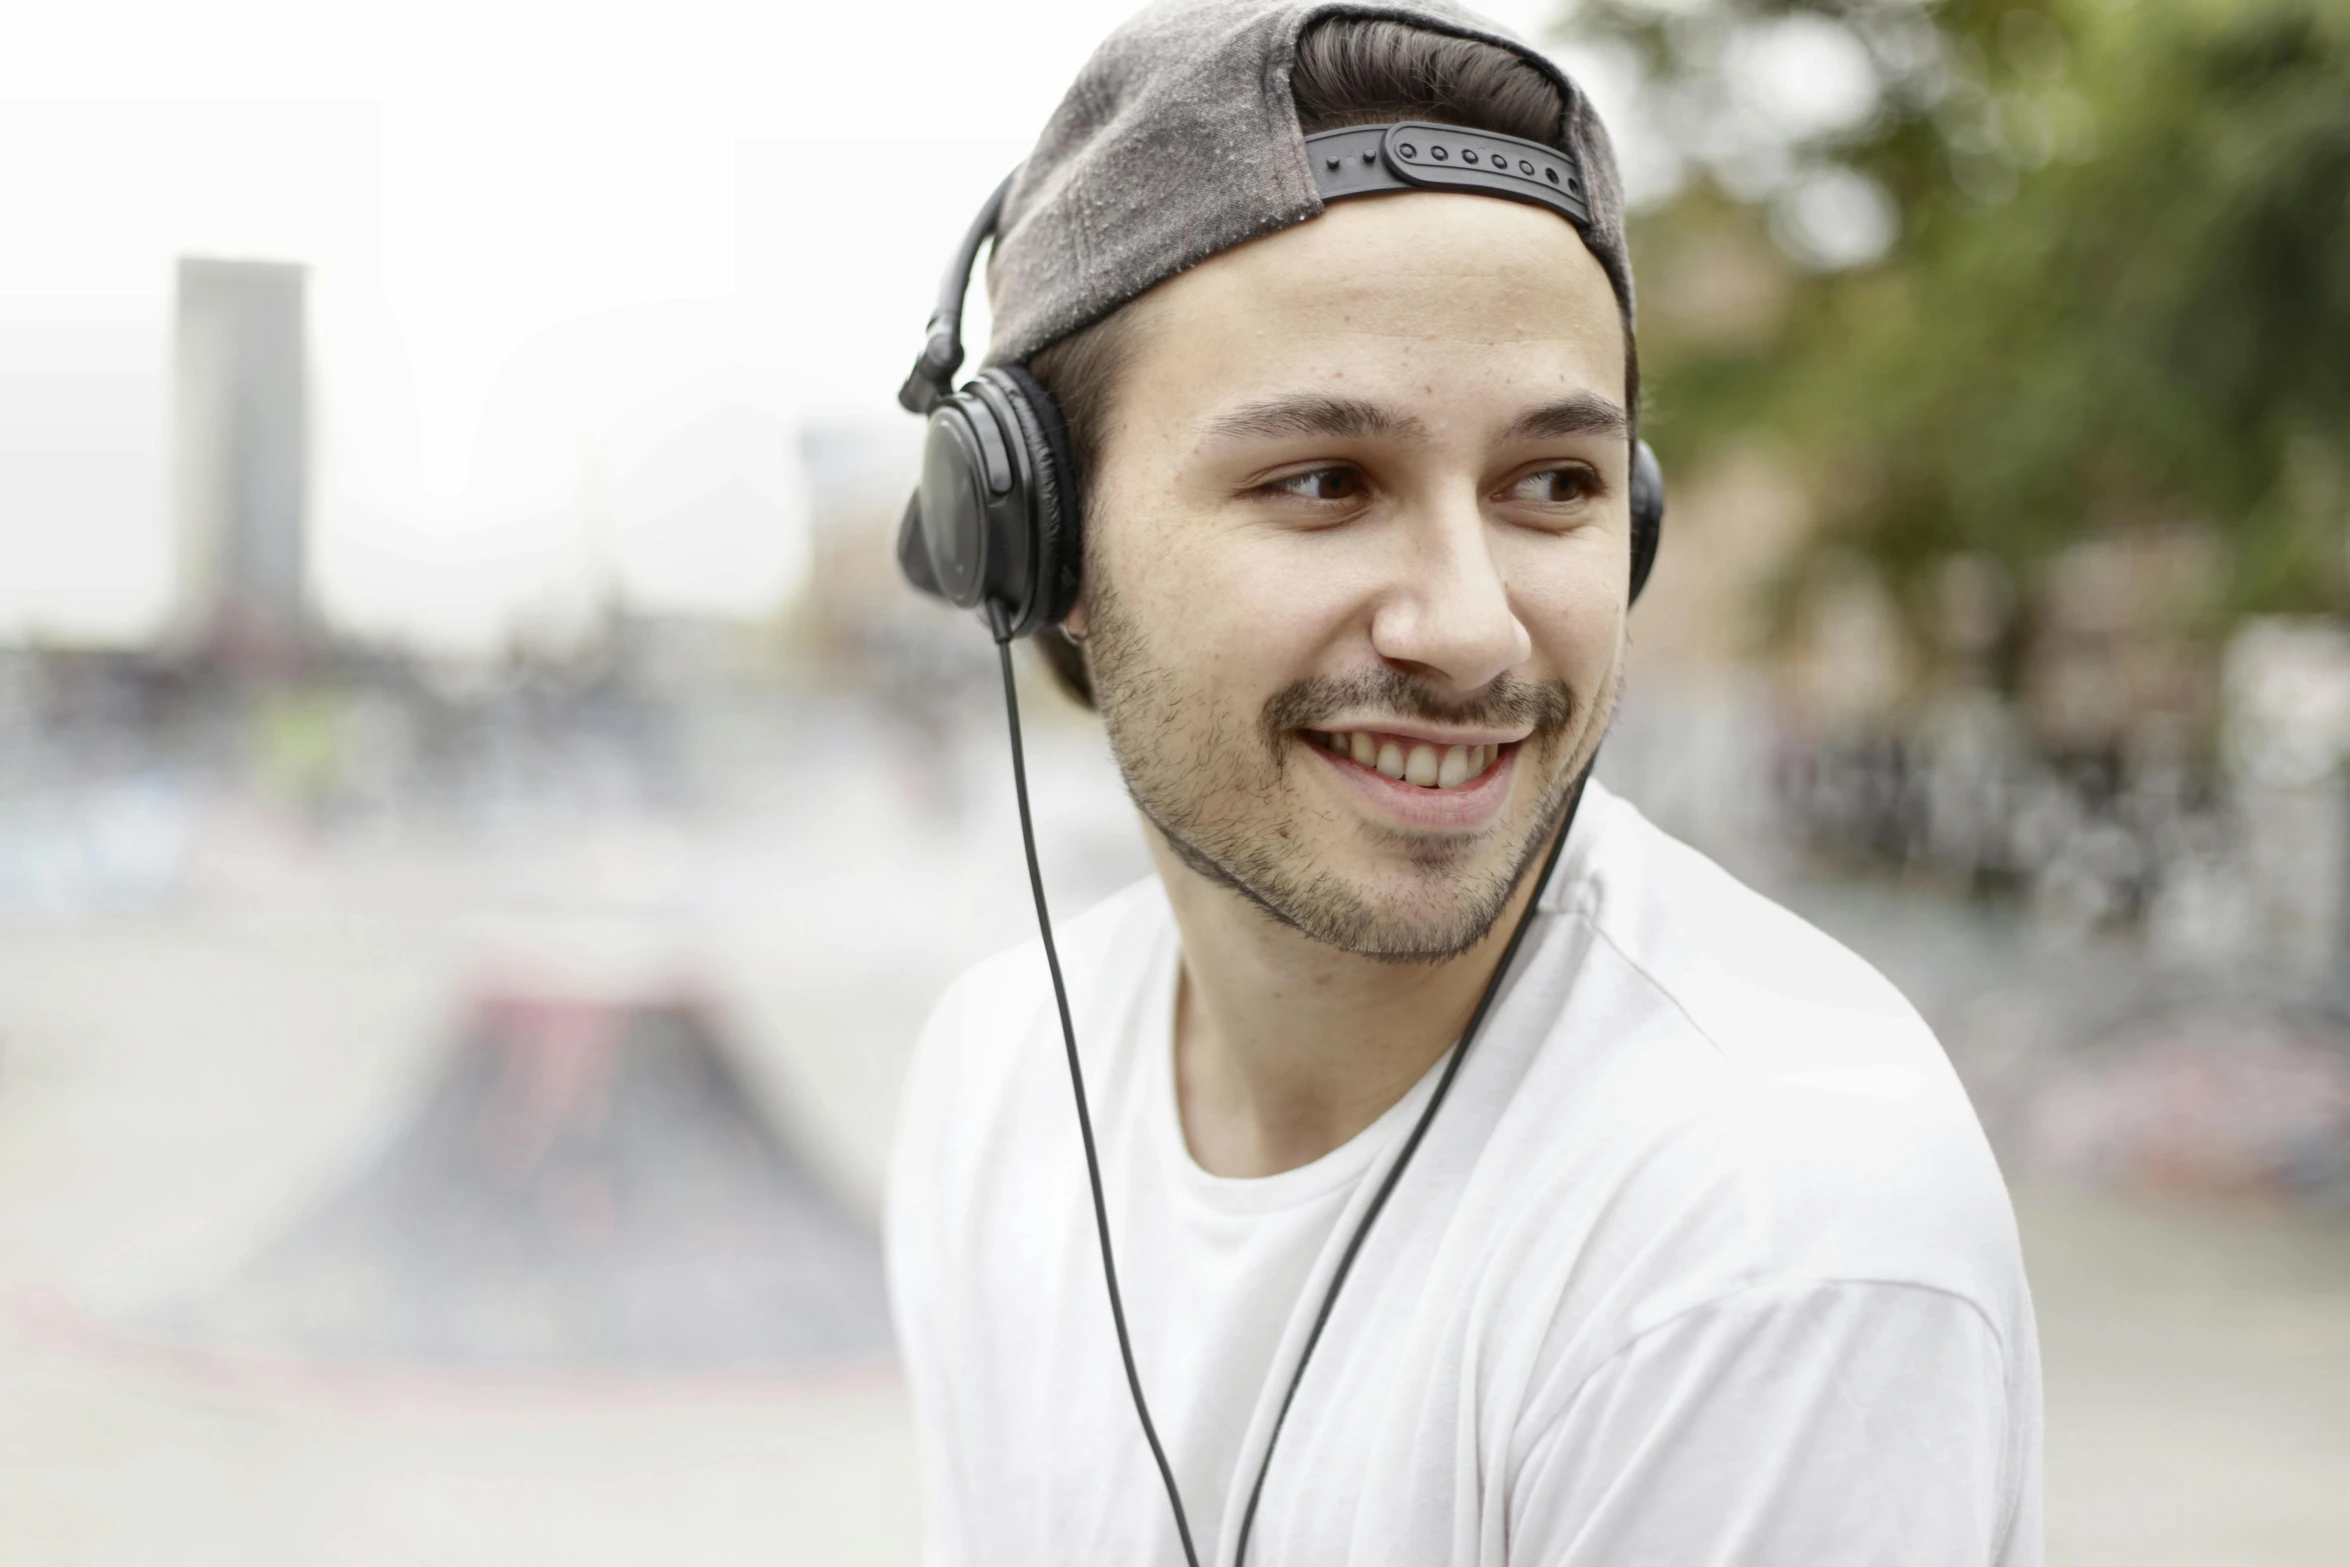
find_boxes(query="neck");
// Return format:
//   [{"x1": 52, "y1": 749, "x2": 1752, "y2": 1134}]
[{"x1": 1155, "y1": 817, "x2": 1565, "y2": 1180}]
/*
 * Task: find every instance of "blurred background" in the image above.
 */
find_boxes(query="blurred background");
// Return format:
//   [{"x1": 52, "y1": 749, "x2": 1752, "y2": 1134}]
[{"x1": 2, "y1": 0, "x2": 2345, "y2": 1561}]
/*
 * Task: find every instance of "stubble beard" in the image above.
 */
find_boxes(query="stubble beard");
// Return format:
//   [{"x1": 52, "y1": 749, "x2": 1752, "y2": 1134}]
[{"x1": 1081, "y1": 570, "x2": 1612, "y2": 963}]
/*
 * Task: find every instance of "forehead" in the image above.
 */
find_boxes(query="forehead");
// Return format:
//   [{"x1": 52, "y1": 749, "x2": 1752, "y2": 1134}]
[{"x1": 1119, "y1": 192, "x2": 1626, "y2": 431}]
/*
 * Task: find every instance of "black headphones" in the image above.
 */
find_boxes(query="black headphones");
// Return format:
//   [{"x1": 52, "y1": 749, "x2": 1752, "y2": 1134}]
[
  {"x1": 893, "y1": 176, "x2": 1080, "y2": 642},
  {"x1": 893, "y1": 128, "x2": 1663, "y2": 1567},
  {"x1": 898, "y1": 128, "x2": 1666, "y2": 641}
]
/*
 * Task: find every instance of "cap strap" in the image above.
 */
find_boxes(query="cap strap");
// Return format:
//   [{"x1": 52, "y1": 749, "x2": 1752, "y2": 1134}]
[{"x1": 1305, "y1": 122, "x2": 1592, "y2": 233}]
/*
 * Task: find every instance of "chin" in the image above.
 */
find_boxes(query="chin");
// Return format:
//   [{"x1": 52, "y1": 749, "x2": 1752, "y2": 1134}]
[{"x1": 1261, "y1": 844, "x2": 1527, "y2": 963}]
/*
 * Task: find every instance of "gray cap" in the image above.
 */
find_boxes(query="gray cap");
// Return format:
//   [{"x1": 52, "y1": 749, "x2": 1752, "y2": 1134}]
[{"x1": 983, "y1": 0, "x2": 1633, "y2": 368}]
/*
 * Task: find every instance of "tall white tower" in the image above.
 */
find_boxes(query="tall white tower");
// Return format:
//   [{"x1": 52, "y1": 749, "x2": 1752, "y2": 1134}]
[{"x1": 174, "y1": 256, "x2": 309, "y2": 663}]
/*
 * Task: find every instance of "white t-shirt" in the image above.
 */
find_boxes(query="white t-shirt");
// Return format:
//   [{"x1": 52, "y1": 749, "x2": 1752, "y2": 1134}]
[{"x1": 887, "y1": 780, "x2": 2041, "y2": 1566}]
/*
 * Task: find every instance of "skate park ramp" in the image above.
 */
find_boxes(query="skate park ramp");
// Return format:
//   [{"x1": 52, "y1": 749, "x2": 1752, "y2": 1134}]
[{"x1": 147, "y1": 987, "x2": 893, "y2": 1373}]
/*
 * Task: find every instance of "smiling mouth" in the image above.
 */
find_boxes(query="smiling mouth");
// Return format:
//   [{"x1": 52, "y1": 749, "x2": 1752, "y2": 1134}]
[{"x1": 1301, "y1": 729, "x2": 1511, "y2": 790}]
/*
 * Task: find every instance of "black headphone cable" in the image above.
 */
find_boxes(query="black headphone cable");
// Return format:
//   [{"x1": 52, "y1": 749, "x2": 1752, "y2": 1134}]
[
  {"x1": 990, "y1": 605, "x2": 1205, "y2": 1567},
  {"x1": 989, "y1": 602, "x2": 1579, "y2": 1567},
  {"x1": 1229, "y1": 789, "x2": 1576, "y2": 1567}
]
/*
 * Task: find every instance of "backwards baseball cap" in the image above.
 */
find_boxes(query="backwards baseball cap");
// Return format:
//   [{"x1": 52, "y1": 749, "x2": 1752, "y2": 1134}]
[{"x1": 981, "y1": 0, "x2": 1635, "y2": 369}]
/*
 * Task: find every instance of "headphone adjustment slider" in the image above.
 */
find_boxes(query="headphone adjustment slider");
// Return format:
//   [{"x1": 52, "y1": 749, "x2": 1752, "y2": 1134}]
[{"x1": 896, "y1": 327, "x2": 965, "y2": 415}]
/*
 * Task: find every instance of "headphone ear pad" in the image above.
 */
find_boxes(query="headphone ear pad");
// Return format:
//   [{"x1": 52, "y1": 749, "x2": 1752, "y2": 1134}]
[
  {"x1": 1629, "y1": 438, "x2": 1666, "y2": 604},
  {"x1": 989, "y1": 364, "x2": 1081, "y2": 634},
  {"x1": 895, "y1": 490, "x2": 943, "y2": 597}
]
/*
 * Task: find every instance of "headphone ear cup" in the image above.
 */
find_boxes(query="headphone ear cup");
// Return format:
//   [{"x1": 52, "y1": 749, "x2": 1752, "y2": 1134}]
[
  {"x1": 906, "y1": 397, "x2": 1001, "y2": 610},
  {"x1": 988, "y1": 364, "x2": 1081, "y2": 635},
  {"x1": 1629, "y1": 438, "x2": 1666, "y2": 604}
]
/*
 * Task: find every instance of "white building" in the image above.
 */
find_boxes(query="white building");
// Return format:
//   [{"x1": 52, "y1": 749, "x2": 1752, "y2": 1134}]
[{"x1": 174, "y1": 256, "x2": 308, "y2": 661}]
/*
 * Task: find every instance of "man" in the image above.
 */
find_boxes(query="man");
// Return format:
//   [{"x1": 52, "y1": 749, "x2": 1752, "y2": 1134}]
[{"x1": 886, "y1": 3, "x2": 2042, "y2": 1563}]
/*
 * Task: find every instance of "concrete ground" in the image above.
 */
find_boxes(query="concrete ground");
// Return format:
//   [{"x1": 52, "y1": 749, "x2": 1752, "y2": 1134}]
[
  {"x1": 2023, "y1": 1182, "x2": 2350, "y2": 1566},
  {"x1": 0, "y1": 770, "x2": 2344, "y2": 1564},
  {"x1": 8, "y1": 1182, "x2": 2346, "y2": 1566},
  {"x1": 0, "y1": 1348, "x2": 917, "y2": 1567},
  {"x1": 8, "y1": 1186, "x2": 2346, "y2": 1566},
  {"x1": 0, "y1": 832, "x2": 932, "y2": 1567}
]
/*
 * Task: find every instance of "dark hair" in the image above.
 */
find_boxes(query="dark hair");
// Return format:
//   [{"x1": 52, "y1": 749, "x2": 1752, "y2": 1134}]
[{"x1": 1026, "y1": 16, "x2": 1638, "y2": 707}]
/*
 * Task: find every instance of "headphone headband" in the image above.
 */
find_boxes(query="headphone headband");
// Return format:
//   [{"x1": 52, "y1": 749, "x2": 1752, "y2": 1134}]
[{"x1": 898, "y1": 171, "x2": 1017, "y2": 416}]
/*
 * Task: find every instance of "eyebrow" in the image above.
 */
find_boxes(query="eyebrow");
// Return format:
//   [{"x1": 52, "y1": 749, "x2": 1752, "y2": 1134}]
[
  {"x1": 1201, "y1": 394, "x2": 1429, "y2": 445},
  {"x1": 1201, "y1": 390, "x2": 1632, "y2": 448},
  {"x1": 1505, "y1": 392, "x2": 1632, "y2": 443}
]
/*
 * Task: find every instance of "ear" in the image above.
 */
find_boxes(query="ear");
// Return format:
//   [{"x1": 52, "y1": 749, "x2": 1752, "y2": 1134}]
[{"x1": 1061, "y1": 594, "x2": 1090, "y2": 642}]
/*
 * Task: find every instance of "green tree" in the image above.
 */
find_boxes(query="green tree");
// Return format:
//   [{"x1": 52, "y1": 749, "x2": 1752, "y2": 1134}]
[{"x1": 1562, "y1": 0, "x2": 2350, "y2": 660}]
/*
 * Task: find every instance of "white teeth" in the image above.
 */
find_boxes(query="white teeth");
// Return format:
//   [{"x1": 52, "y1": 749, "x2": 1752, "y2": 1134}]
[{"x1": 1320, "y1": 731, "x2": 1506, "y2": 789}]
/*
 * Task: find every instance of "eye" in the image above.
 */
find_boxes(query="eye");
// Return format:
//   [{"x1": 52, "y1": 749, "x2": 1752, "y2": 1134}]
[
  {"x1": 1268, "y1": 466, "x2": 1365, "y2": 502},
  {"x1": 1503, "y1": 465, "x2": 1600, "y2": 505}
]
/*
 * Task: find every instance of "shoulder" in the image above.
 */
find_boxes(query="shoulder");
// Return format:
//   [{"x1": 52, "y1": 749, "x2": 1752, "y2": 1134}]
[
  {"x1": 1555, "y1": 782, "x2": 1935, "y2": 1090},
  {"x1": 888, "y1": 874, "x2": 1169, "y2": 1201},
  {"x1": 1531, "y1": 784, "x2": 2027, "y2": 1327},
  {"x1": 913, "y1": 871, "x2": 1168, "y2": 1055}
]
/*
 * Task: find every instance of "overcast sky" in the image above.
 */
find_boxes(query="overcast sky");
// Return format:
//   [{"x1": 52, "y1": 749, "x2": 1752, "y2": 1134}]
[{"x1": 3, "y1": 0, "x2": 1585, "y2": 652}]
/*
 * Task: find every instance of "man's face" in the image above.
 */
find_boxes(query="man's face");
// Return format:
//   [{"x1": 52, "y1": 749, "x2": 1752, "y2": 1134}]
[{"x1": 1072, "y1": 191, "x2": 1631, "y2": 961}]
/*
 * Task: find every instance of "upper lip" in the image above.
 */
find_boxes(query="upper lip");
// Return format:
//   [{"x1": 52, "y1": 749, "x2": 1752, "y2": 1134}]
[{"x1": 1300, "y1": 721, "x2": 1531, "y2": 749}]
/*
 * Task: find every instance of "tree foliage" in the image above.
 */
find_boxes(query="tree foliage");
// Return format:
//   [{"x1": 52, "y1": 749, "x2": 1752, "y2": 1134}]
[{"x1": 1563, "y1": 0, "x2": 2350, "y2": 653}]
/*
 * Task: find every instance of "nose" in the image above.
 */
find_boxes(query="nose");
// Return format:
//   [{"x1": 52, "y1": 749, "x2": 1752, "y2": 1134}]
[{"x1": 1367, "y1": 499, "x2": 1532, "y2": 693}]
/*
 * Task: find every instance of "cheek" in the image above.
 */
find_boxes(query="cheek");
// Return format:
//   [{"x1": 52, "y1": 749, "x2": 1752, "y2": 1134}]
[
  {"x1": 1502, "y1": 533, "x2": 1628, "y2": 681},
  {"x1": 1100, "y1": 506, "x2": 1358, "y2": 684}
]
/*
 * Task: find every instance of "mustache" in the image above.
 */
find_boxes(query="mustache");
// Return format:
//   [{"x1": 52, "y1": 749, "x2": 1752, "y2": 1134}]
[{"x1": 1260, "y1": 668, "x2": 1574, "y2": 746}]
